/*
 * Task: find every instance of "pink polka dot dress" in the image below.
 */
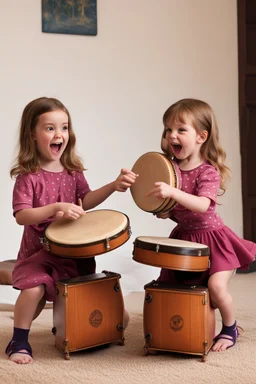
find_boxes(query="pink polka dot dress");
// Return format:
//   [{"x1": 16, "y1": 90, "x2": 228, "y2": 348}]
[
  {"x1": 12, "y1": 169, "x2": 95, "y2": 301},
  {"x1": 158, "y1": 162, "x2": 256, "y2": 284}
]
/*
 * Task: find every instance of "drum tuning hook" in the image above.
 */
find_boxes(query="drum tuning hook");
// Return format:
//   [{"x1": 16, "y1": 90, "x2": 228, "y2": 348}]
[
  {"x1": 145, "y1": 333, "x2": 152, "y2": 341},
  {"x1": 145, "y1": 294, "x2": 153, "y2": 303},
  {"x1": 105, "y1": 238, "x2": 110, "y2": 251},
  {"x1": 40, "y1": 236, "x2": 50, "y2": 251},
  {"x1": 156, "y1": 244, "x2": 160, "y2": 253}
]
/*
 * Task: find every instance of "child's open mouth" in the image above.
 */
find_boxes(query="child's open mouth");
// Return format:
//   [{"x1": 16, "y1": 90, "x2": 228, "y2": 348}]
[
  {"x1": 172, "y1": 144, "x2": 182, "y2": 154},
  {"x1": 50, "y1": 143, "x2": 62, "y2": 153}
]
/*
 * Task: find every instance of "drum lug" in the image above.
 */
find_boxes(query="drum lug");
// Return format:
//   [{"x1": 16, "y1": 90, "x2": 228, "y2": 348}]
[
  {"x1": 40, "y1": 236, "x2": 50, "y2": 252},
  {"x1": 156, "y1": 244, "x2": 160, "y2": 252},
  {"x1": 203, "y1": 341, "x2": 208, "y2": 355},
  {"x1": 145, "y1": 294, "x2": 152, "y2": 303},
  {"x1": 117, "y1": 324, "x2": 124, "y2": 331},
  {"x1": 145, "y1": 332, "x2": 152, "y2": 341},
  {"x1": 114, "y1": 283, "x2": 120, "y2": 292},
  {"x1": 63, "y1": 286, "x2": 68, "y2": 297},
  {"x1": 128, "y1": 226, "x2": 132, "y2": 237},
  {"x1": 105, "y1": 238, "x2": 110, "y2": 251}
]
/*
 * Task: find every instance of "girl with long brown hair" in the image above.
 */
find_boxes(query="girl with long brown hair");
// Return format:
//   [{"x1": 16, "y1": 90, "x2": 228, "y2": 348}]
[
  {"x1": 147, "y1": 98, "x2": 256, "y2": 352},
  {"x1": 6, "y1": 97, "x2": 137, "y2": 364}
]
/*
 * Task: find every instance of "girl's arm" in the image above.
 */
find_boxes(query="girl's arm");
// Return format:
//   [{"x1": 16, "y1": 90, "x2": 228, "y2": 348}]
[
  {"x1": 82, "y1": 168, "x2": 137, "y2": 211},
  {"x1": 147, "y1": 182, "x2": 211, "y2": 213},
  {"x1": 15, "y1": 202, "x2": 85, "y2": 225}
]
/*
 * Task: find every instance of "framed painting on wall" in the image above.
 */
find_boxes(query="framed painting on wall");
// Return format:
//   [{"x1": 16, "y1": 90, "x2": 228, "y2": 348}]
[{"x1": 42, "y1": 0, "x2": 97, "y2": 36}]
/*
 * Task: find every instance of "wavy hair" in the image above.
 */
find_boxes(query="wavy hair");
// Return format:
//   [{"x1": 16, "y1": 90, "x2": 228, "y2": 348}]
[
  {"x1": 10, "y1": 97, "x2": 85, "y2": 178},
  {"x1": 161, "y1": 98, "x2": 231, "y2": 194}
]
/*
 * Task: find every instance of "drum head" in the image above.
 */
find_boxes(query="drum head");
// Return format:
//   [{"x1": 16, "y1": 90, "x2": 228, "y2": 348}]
[
  {"x1": 45, "y1": 210, "x2": 128, "y2": 245},
  {"x1": 130, "y1": 152, "x2": 176, "y2": 212},
  {"x1": 135, "y1": 236, "x2": 209, "y2": 255}
]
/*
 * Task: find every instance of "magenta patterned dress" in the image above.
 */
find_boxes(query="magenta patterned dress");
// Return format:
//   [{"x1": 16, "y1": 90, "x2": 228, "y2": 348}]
[
  {"x1": 12, "y1": 169, "x2": 95, "y2": 301},
  {"x1": 158, "y1": 162, "x2": 256, "y2": 285}
]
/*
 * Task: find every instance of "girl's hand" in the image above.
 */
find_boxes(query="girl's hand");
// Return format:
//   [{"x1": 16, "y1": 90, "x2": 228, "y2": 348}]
[
  {"x1": 147, "y1": 182, "x2": 174, "y2": 199},
  {"x1": 114, "y1": 168, "x2": 138, "y2": 192},
  {"x1": 55, "y1": 199, "x2": 85, "y2": 220}
]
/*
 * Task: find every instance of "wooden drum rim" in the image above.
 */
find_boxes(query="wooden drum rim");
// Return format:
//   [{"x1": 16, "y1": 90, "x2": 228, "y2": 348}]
[
  {"x1": 150, "y1": 156, "x2": 178, "y2": 213},
  {"x1": 134, "y1": 237, "x2": 210, "y2": 256},
  {"x1": 133, "y1": 237, "x2": 210, "y2": 271},
  {"x1": 45, "y1": 219, "x2": 130, "y2": 249}
]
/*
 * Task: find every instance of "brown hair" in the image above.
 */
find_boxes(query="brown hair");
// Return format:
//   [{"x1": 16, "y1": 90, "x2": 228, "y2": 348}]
[
  {"x1": 161, "y1": 98, "x2": 230, "y2": 194},
  {"x1": 10, "y1": 97, "x2": 85, "y2": 178}
]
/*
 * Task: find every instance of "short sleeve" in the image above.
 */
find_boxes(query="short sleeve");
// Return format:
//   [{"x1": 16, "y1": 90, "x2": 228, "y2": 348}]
[
  {"x1": 197, "y1": 166, "x2": 221, "y2": 203},
  {"x1": 13, "y1": 174, "x2": 34, "y2": 215},
  {"x1": 76, "y1": 172, "x2": 91, "y2": 201}
]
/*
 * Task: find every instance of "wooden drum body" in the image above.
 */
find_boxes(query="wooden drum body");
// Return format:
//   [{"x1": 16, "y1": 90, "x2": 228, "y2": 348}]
[
  {"x1": 133, "y1": 237, "x2": 210, "y2": 271},
  {"x1": 130, "y1": 152, "x2": 182, "y2": 213},
  {"x1": 52, "y1": 271, "x2": 125, "y2": 359},
  {"x1": 43, "y1": 209, "x2": 131, "y2": 258},
  {"x1": 143, "y1": 281, "x2": 215, "y2": 361}
]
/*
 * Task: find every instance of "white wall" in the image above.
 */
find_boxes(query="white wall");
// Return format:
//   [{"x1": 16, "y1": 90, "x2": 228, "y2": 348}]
[{"x1": 0, "y1": 0, "x2": 240, "y2": 295}]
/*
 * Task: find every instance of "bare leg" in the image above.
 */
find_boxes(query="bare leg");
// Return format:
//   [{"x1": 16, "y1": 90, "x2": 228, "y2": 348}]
[
  {"x1": 9, "y1": 285, "x2": 45, "y2": 364},
  {"x1": 33, "y1": 297, "x2": 46, "y2": 321},
  {"x1": 208, "y1": 270, "x2": 235, "y2": 352},
  {"x1": 124, "y1": 309, "x2": 129, "y2": 330}
]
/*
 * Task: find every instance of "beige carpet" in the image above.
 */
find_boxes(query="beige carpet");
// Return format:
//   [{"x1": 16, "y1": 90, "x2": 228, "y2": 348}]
[{"x1": 0, "y1": 273, "x2": 255, "y2": 384}]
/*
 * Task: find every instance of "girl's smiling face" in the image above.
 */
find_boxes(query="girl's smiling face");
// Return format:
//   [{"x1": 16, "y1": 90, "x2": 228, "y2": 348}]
[
  {"x1": 32, "y1": 109, "x2": 69, "y2": 169},
  {"x1": 164, "y1": 115, "x2": 208, "y2": 166}
]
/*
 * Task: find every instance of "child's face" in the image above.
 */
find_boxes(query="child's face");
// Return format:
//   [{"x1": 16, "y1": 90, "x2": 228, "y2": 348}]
[
  {"x1": 32, "y1": 109, "x2": 69, "y2": 167},
  {"x1": 164, "y1": 116, "x2": 207, "y2": 161}
]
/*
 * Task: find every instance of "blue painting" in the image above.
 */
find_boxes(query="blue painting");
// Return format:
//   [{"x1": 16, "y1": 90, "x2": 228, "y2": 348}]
[{"x1": 42, "y1": 0, "x2": 97, "y2": 36}]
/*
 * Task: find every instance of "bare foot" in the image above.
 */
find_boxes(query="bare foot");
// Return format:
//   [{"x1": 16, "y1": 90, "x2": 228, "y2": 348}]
[
  {"x1": 211, "y1": 335, "x2": 234, "y2": 352},
  {"x1": 9, "y1": 350, "x2": 33, "y2": 364}
]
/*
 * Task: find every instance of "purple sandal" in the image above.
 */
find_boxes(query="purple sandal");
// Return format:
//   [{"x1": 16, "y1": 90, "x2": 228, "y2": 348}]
[
  {"x1": 213, "y1": 321, "x2": 238, "y2": 349},
  {"x1": 5, "y1": 340, "x2": 33, "y2": 358}
]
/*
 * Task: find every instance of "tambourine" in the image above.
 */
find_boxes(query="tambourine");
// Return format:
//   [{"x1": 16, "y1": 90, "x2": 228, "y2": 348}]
[{"x1": 130, "y1": 152, "x2": 181, "y2": 213}]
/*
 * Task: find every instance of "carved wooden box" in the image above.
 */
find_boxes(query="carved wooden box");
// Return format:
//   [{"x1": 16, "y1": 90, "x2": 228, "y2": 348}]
[
  {"x1": 52, "y1": 271, "x2": 125, "y2": 359},
  {"x1": 143, "y1": 281, "x2": 215, "y2": 361}
]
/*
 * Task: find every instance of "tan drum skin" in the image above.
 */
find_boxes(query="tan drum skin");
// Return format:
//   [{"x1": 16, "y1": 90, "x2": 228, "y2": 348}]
[
  {"x1": 133, "y1": 237, "x2": 210, "y2": 271},
  {"x1": 130, "y1": 152, "x2": 182, "y2": 213},
  {"x1": 43, "y1": 209, "x2": 131, "y2": 258}
]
